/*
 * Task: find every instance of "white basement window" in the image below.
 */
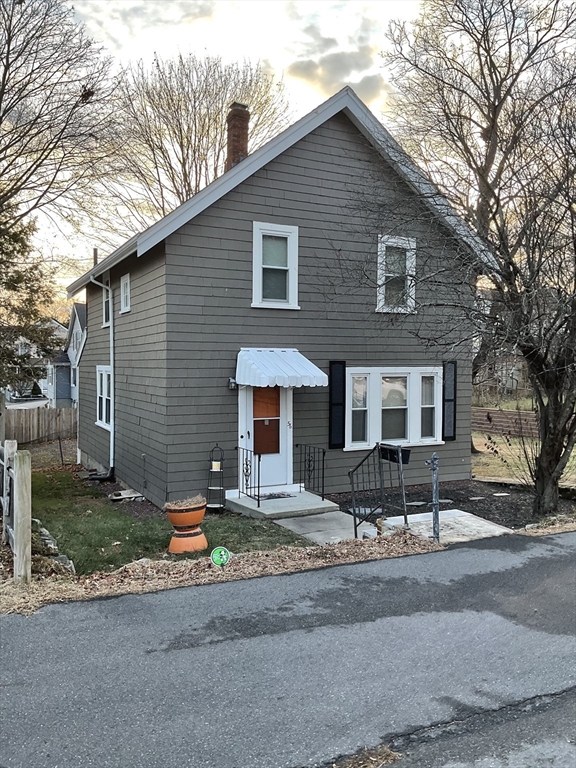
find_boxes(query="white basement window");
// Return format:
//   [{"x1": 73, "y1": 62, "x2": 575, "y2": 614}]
[
  {"x1": 376, "y1": 236, "x2": 416, "y2": 313},
  {"x1": 345, "y1": 366, "x2": 443, "y2": 450},
  {"x1": 96, "y1": 365, "x2": 112, "y2": 430},
  {"x1": 120, "y1": 273, "x2": 131, "y2": 313},
  {"x1": 252, "y1": 222, "x2": 299, "y2": 309}
]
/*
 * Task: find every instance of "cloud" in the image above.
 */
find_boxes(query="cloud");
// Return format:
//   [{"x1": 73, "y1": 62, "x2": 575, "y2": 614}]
[
  {"x1": 302, "y1": 23, "x2": 338, "y2": 55},
  {"x1": 74, "y1": 1, "x2": 215, "y2": 45},
  {"x1": 286, "y1": 14, "x2": 392, "y2": 106},
  {"x1": 349, "y1": 73, "x2": 393, "y2": 103}
]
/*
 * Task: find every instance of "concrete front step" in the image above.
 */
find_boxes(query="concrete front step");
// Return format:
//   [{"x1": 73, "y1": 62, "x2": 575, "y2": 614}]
[{"x1": 225, "y1": 490, "x2": 340, "y2": 520}]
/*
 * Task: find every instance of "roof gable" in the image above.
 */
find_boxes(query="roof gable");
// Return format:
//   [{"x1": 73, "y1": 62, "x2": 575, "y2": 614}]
[{"x1": 68, "y1": 87, "x2": 491, "y2": 297}]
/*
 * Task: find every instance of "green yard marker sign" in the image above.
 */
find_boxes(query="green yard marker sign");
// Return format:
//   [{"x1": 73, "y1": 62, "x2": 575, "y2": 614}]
[{"x1": 211, "y1": 546, "x2": 230, "y2": 567}]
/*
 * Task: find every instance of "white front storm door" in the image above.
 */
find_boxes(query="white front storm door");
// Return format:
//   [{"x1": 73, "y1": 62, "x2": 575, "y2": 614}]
[{"x1": 239, "y1": 385, "x2": 293, "y2": 490}]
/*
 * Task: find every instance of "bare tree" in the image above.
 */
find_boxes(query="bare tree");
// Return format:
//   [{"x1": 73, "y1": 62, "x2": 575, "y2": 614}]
[
  {"x1": 381, "y1": 0, "x2": 576, "y2": 514},
  {"x1": 0, "y1": 0, "x2": 118, "y2": 233},
  {"x1": 96, "y1": 54, "x2": 290, "y2": 238}
]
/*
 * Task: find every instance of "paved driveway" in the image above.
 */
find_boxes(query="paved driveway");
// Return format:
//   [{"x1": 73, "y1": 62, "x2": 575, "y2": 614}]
[{"x1": 1, "y1": 533, "x2": 575, "y2": 768}]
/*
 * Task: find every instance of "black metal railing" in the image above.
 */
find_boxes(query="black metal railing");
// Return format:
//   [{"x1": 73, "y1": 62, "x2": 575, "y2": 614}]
[
  {"x1": 295, "y1": 444, "x2": 326, "y2": 500},
  {"x1": 348, "y1": 443, "x2": 410, "y2": 538},
  {"x1": 236, "y1": 446, "x2": 262, "y2": 507}
]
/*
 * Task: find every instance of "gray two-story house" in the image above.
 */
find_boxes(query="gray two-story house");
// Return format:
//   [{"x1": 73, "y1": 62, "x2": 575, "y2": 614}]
[{"x1": 68, "y1": 87, "x2": 485, "y2": 510}]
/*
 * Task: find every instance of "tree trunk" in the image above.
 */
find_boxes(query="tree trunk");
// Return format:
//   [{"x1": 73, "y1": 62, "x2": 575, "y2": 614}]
[
  {"x1": 533, "y1": 458, "x2": 560, "y2": 517},
  {"x1": 533, "y1": 405, "x2": 563, "y2": 517}
]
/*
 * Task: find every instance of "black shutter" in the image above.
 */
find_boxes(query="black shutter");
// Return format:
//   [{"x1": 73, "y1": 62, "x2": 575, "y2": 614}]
[
  {"x1": 442, "y1": 361, "x2": 457, "y2": 441},
  {"x1": 329, "y1": 361, "x2": 346, "y2": 449}
]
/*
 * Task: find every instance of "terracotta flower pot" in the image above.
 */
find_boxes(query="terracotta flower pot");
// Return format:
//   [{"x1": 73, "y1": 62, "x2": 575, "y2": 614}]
[
  {"x1": 165, "y1": 500, "x2": 208, "y2": 553},
  {"x1": 166, "y1": 501, "x2": 206, "y2": 529}
]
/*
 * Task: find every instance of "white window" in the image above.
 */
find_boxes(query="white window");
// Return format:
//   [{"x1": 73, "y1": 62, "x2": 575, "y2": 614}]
[
  {"x1": 345, "y1": 366, "x2": 442, "y2": 450},
  {"x1": 102, "y1": 276, "x2": 111, "y2": 327},
  {"x1": 120, "y1": 274, "x2": 131, "y2": 313},
  {"x1": 96, "y1": 365, "x2": 112, "y2": 429},
  {"x1": 71, "y1": 367, "x2": 77, "y2": 387},
  {"x1": 252, "y1": 222, "x2": 299, "y2": 310},
  {"x1": 376, "y1": 236, "x2": 416, "y2": 313}
]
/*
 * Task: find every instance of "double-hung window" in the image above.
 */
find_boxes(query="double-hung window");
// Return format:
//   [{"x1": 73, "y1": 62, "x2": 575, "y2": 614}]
[
  {"x1": 376, "y1": 236, "x2": 416, "y2": 313},
  {"x1": 96, "y1": 365, "x2": 112, "y2": 429},
  {"x1": 345, "y1": 366, "x2": 442, "y2": 449},
  {"x1": 252, "y1": 222, "x2": 299, "y2": 309},
  {"x1": 120, "y1": 274, "x2": 131, "y2": 313}
]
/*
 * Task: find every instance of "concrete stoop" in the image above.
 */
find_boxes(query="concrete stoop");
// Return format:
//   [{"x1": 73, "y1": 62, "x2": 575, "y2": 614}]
[{"x1": 225, "y1": 490, "x2": 340, "y2": 520}]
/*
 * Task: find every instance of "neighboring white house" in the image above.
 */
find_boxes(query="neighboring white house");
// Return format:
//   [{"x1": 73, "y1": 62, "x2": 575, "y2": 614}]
[{"x1": 66, "y1": 303, "x2": 87, "y2": 407}]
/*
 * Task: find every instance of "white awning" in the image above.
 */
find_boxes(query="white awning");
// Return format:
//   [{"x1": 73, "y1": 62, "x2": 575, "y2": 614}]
[{"x1": 235, "y1": 348, "x2": 328, "y2": 388}]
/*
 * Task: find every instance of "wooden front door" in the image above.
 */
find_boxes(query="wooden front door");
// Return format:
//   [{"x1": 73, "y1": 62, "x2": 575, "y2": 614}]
[{"x1": 238, "y1": 385, "x2": 292, "y2": 488}]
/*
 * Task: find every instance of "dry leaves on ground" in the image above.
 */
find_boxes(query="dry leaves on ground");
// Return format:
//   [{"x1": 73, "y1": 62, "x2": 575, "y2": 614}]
[
  {"x1": 331, "y1": 743, "x2": 402, "y2": 767},
  {"x1": 0, "y1": 531, "x2": 442, "y2": 616},
  {"x1": 520, "y1": 516, "x2": 576, "y2": 536}
]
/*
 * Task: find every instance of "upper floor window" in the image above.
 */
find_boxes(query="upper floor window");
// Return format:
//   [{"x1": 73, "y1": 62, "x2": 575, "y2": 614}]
[
  {"x1": 252, "y1": 222, "x2": 299, "y2": 310},
  {"x1": 376, "y1": 236, "x2": 416, "y2": 313},
  {"x1": 345, "y1": 366, "x2": 442, "y2": 449},
  {"x1": 102, "y1": 276, "x2": 111, "y2": 327},
  {"x1": 120, "y1": 274, "x2": 131, "y2": 314}
]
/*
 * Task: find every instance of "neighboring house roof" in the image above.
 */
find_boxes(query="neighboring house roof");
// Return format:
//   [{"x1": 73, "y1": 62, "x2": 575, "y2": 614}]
[
  {"x1": 74, "y1": 303, "x2": 87, "y2": 331},
  {"x1": 50, "y1": 350, "x2": 70, "y2": 365},
  {"x1": 67, "y1": 86, "x2": 493, "y2": 297},
  {"x1": 65, "y1": 303, "x2": 87, "y2": 349}
]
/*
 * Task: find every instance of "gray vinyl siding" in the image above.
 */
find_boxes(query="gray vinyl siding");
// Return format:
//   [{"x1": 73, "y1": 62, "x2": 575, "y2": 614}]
[
  {"x1": 78, "y1": 247, "x2": 169, "y2": 507},
  {"x1": 163, "y1": 113, "x2": 473, "y2": 498}
]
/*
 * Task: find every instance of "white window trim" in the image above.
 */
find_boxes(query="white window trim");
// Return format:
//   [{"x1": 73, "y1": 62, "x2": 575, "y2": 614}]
[
  {"x1": 96, "y1": 364, "x2": 112, "y2": 431},
  {"x1": 376, "y1": 236, "x2": 416, "y2": 314},
  {"x1": 344, "y1": 365, "x2": 444, "y2": 451},
  {"x1": 252, "y1": 221, "x2": 300, "y2": 310},
  {"x1": 102, "y1": 275, "x2": 111, "y2": 328},
  {"x1": 120, "y1": 273, "x2": 131, "y2": 314}
]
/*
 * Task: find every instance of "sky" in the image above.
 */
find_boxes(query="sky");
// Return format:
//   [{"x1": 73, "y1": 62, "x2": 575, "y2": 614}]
[
  {"x1": 71, "y1": 0, "x2": 422, "y2": 117},
  {"x1": 52, "y1": 0, "x2": 422, "y2": 283}
]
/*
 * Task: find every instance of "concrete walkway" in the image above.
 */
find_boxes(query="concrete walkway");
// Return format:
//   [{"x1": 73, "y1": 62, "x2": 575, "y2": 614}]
[{"x1": 276, "y1": 507, "x2": 513, "y2": 545}]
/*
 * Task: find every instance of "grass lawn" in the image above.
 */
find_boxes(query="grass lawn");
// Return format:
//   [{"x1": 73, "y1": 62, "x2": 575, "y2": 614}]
[
  {"x1": 472, "y1": 431, "x2": 576, "y2": 484},
  {"x1": 32, "y1": 471, "x2": 308, "y2": 575}
]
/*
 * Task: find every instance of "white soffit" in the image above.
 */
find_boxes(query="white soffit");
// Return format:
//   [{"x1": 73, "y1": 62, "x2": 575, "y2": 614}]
[{"x1": 236, "y1": 348, "x2": 328, "y2": 388}]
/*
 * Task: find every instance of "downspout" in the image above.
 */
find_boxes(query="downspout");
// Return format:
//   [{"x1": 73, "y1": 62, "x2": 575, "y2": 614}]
[{"x1": 89, "y1": 275, "x2": 115, "y2": 477}]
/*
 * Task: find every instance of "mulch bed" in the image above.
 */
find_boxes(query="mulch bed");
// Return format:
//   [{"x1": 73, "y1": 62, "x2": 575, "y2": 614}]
[{"x1": 326, "y1": 479, "x2": 576, "y2": 529}]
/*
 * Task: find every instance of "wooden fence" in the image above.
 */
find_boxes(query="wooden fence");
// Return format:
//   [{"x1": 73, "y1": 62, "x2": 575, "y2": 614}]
[
  {"x1": 472, "y1": 407, "x2": 539, "y2": 438},
  {"x1": 5, "y1": 407, "x2": 77, "y2": 444},
  {"x1": 1, "y1": 440, "x2": 32, "y2": 584}
]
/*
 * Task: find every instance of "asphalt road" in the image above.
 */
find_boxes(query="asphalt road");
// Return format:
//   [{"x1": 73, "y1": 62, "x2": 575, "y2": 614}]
[{"x1": 1, "y1": 532, "x2": 575, "y2": 768}]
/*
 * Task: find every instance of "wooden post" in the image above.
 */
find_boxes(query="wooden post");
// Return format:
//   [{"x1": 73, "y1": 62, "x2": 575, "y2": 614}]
[
  {"x1": 13, "y1": 450, "x2": 31, "y2": 584},
  {"x1": 0, "y1": 392, "x2": 5, "y2": 444},
  {"x1": 2, "y1": 439, "x2": 17, "y2": 545}
]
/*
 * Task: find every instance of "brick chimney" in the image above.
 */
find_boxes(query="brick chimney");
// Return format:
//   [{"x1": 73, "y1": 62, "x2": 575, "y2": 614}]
[{"x1": 225, "y1": 102, "x2": 250, "y2": 171}]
